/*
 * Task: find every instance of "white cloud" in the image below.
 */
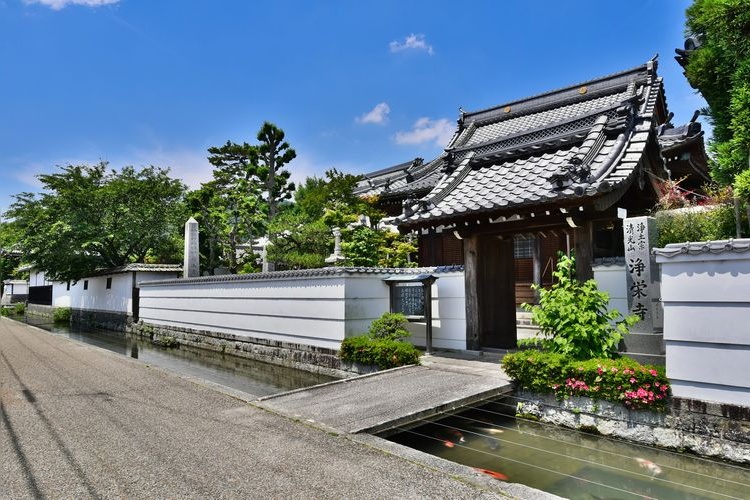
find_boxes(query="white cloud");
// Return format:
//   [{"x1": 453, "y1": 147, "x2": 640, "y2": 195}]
[
  {"x1": 394, "y1": 117, "x2": 454, "y2": 147},
  {"x1": 389, "y1": 34, "x2": 434, "y2": 55},
  {"x1": 23, "y1": 0, "x2": 119, "y2": 10},
  {"x1": 356, "y1": 102, "x2": 390, "y2": 125},
  {"x1": 123, "y1": 147, "x2": 212, "y2": 190}
]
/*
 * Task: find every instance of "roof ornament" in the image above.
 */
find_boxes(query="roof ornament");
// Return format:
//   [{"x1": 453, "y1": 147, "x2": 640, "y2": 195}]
[
  {"x1": 402, "y1": 193, "x2": 419, "y2": 217},
  {"x1": 605, "y1": 99, "x2": 637, "y2": 133},
  {"x1": 675, "y1": 36, "x2": 701, "y2": 70},
  {"x1": 548, "y1": 155, "x2": 590, "y2": 190},
  {"x1": 656, "y1": 111, "x2": 675, "y2": 136},
  {"x1": 441, "y1": 151, "x2": 456, "y2": 174},
  {"x1": 457, "y1": 107, "x2": 466, "y2": 128}
]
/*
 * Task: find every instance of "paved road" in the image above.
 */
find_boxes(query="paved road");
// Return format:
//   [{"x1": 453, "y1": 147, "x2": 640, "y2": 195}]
[{"x1": 0, "y1": 318, "x2": 552, "y2": 499}]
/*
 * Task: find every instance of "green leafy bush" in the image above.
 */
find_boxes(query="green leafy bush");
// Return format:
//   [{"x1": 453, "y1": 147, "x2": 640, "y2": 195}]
[
  {"x1": 340, "y1": 312, "x2": 420, "y2": 369},
  {"x1": 0, "y1": 307, "x2": 9, "y2": 317},
  {"x1": 501, "y1": 350, "x2": 569, "y2": 393},
  {"x1": 523, "y1": 254, "x2": 638, "y2": 360},
  {"x1": 501, "y1": 352, "x2": 670, "y2": 411},
  {"x1": 655, "y1": 204, "x2": 745, "y2": 246},
  {"x1": 367, "y1": 312, "x2": 410, "y2": 340},
  {"x1": 13, "y1": 302, "x2": 25, "y2": 315},
  {"x1": 53, "y1": 307, "x2": 71, "y2": 324},
  {"x1": 340, "y1": 335, "x2": 420, "y2": 369}
]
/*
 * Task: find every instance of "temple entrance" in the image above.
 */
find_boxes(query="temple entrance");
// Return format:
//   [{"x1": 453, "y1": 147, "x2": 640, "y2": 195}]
[{"x1": 465, "y1": 234, "x2": 517, "y2": 350}]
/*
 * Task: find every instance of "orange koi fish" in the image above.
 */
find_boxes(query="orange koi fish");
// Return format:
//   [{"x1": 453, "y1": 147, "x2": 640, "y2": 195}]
[{"x1": 474, "y1": 467, "x2": 509, "y2": 481}]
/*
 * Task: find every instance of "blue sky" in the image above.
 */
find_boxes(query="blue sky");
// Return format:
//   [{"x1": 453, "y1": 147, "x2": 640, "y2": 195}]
[{"x1": 0, "y1": 0, "x2": 705, "y2": 213}]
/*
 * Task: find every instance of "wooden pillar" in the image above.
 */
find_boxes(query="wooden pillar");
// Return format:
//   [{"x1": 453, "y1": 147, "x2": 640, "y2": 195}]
[
  {"x1": 463, "y1": 234, "x2": 481, "y2": 351},
  {"x1": 574, "y1": 220, "x2": 594, "y2": 282},
  {"x1": 532, "y1": 236, "x2": 541, "y2": 302}
]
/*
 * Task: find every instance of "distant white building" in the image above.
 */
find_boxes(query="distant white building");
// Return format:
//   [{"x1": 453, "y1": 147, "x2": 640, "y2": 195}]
[
  {"x1": 1, "y1": 280, "x2": 29, "y2": 305},
  {"x1": 27, "y1": 263, "x2": 182, "y2": 330}
]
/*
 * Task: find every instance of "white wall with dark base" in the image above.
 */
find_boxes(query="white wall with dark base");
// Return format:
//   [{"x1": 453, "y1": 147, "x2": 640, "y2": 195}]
[
  {"x1": 138, "y1": 267, "x2": 467, "y2": 352},
  {"x1": 656, "y1": 240, "x2": 750, "y2": 407}
]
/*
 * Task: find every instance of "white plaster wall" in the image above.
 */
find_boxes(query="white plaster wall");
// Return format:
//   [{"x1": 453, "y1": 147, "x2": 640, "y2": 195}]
[
  {"x1": 592, "y1": 263, "x2": 628, "y2": 315},
  {"x1": 55, "y1": 274, "x2": 131, "y2": 312},
  {"x1": 139, "y1": 275, "x2": 348, "y2": 350},
  {"x1": 403, "y1": 272, "x2": 466, "y2": 351},
  {"x1": 657, "y1": 248, "x2": 750, "y2": 406},
  {"x1": 138, "y1": 270, "x2": 468, "y2": 352},
  {"x1": 52, "y1": 271, "x2": 181, "y2": 313}
]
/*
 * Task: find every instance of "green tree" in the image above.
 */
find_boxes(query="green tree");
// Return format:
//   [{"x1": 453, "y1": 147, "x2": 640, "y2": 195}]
[
  {"x1": 5, "y1": 162, "x2": 186, "y2": 282},
  {"x1": 205, "y1": 141, "x2": 267, "y2": 273},
  {"x1": 256, "y1": 122, "x2": 296, "y2": 222},
  {"x1": 683, "y1": 0, "x2": 750, "y2": 185}
]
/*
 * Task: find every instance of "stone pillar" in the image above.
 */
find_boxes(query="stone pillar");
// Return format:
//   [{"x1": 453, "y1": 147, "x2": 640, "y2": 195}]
[
  {"x1": 184, "y1": 217, "x2": 200, "y2": 278},
  {"x1": 623, "y1": 216, "x2": 662, "y2": 333}
]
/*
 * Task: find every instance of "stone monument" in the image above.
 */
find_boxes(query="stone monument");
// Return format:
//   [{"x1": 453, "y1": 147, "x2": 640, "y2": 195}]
[
  {"x1": 184, "y1": 217, "x2": 200, "y2": 278},
  {"x1": 324, "y1": 227, "x2": 346, "y2": 266}
]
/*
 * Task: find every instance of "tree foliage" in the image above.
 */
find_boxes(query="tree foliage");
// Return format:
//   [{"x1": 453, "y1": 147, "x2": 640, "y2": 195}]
[
  {"x1": 683, "y1": 0, "x2": 750, "y2": 185},
  {"x1": 266, "y1": 168, "x2": 417, "y2": 269},
  {"x1": 256, "y1": 122, "x2": 296, "y2": 221},
  {"x1": 5, "y1": 162, "x2": 186, "y2": 282},
  {"x1": 195, "y1": 122, "x2": 296, "y2": 273}
]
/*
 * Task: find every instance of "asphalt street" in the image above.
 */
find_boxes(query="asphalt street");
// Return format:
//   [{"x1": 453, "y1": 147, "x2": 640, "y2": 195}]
[{"x1": 0, "y1": 318, "x2": 553, "y2": 499}]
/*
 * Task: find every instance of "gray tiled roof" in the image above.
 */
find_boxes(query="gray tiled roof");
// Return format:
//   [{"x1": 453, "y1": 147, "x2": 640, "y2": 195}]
[
  {"x1": 399, "y1": 60, "x2": 666, "y2": 228},
  {"x1": 140, "y1": 265, "x2": 464, "y2": 286},
  {"x1": 653, "y1": 239, "x2": 750, "y2": 258},
  {"x1": 354, "y1": 156, "x2": 445, "y2": 198},
  {"x1": 94, "y1": 263, "x2": 183, "y2": 276}
]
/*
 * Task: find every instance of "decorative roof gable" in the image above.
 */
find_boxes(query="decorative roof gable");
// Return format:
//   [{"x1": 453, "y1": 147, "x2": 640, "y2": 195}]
[{"x1": 398, "y1": 60, "x2": 667, "y2": 229}]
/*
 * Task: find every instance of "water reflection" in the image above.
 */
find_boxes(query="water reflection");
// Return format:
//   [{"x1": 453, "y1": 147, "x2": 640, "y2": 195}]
[
  {"x1": 388, "y1": 400, "x2": 750, "y2": 499},
  {"x1": 21, "y1": 315, "x2": 336, "y2": 398}
]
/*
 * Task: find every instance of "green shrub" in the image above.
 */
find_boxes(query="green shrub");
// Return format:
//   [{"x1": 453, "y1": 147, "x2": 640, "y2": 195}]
[
  {"x1": 340, "y1": 335, "x2": 420, "y2": 369},
  {"x1": 0, "y1": 307, "x2": 9, "y2": 317},
  {"x1": 516, "y1": 337, "x2": 544, "y2": 350},
  {"x1": 367, "y1": 312, "x2": 410, "y2": 340},
  {"x1": 523, "y1": 254, "x2": 639, "y2": 360},
  {"x1": 501, "y1": 352, "x2": 670, "y2": 411},
  {"x1": 501, "y1": 350, "x2": 569, "y2": 393},
  {"x1": 53, "y1": 307, "x2": 71, "y2": 324},
  {"x1": 655, "y1": 204, "x2": 746, "y2": 246},
  {"x1": 13, "y1": 302, "x2": 25, "y2": 315}
]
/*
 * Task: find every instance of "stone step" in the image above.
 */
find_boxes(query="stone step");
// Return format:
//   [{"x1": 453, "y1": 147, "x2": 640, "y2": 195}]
[
  {"x1": 620, "y1": 351, "x2": 665, "y2": 366},
  {"x1": 622, "y1": 332, "x2": 664, "y2": 355}
]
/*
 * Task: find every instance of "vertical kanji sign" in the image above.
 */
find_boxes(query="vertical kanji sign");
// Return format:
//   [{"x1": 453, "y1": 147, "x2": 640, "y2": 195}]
[{"x1": 623, "y1": 216, "x2": 662, "y2": 333}]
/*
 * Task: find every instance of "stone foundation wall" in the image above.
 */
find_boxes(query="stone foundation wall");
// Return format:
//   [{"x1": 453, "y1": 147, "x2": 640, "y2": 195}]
[
  {"x1": 26, "y1": 303, "x2": 54, "y2": 318},
  {"x1": 132, "y1": 321, "x2": 351, "y2": 379},
  {"x1": 71, "y1": 309, "x2": 132, "y2": 332},
  {"x1": 515, "y1": 391, "x2": 750, "y2": 464}
]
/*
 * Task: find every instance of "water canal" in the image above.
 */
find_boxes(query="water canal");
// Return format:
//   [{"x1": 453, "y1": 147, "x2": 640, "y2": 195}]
[
  {"x1": 386, "y1": 398, "x2": 750, "y2": 499},
  {"x1": 19, "y1": 315, "x2": 335, "y2": 397}
]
